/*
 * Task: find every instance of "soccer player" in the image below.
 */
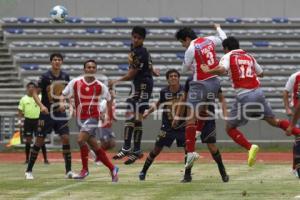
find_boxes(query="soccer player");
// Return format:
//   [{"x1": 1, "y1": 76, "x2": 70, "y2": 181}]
[
  {"x1": 18, "y1": 82, "x2": 49, "y2": 164},
  {"x1": 109, "y1": 26, "x2": 158, "y2": 164},
  {"x1": 90, "y1": 89, "x2": 117, "y2": 164},
  {"x1": 25, "y1": 53, "x2": 73, "y2": 180},
  {"x1": 175, "y1": 24, "x2": 227, "y2": 169},
  {"x1": 180, "y1": 76, "x2": 229, "y2": 182},
  {"x1": 61, "y1": 60, "x2": 119, "y2": 182},
  {"x1": 283, "y1": 72, "x2": 300, "y2": 178},
  {"x1": 201, "y1": 36, "x2": 300, "y2": 167},
  {"x1": 139, "y1": 69, "x2": 186, "y2": 181}
]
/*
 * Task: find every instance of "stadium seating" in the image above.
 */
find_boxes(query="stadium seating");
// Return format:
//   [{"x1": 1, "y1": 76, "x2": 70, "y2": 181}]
[{"x1": 1, "y1": 17, "x2": 300, "y2": 114}]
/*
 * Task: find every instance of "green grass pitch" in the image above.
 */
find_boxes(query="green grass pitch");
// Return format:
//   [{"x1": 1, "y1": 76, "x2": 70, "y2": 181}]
[{"x1": 0, "y1": 162, "x2": 299, "y2": 200}]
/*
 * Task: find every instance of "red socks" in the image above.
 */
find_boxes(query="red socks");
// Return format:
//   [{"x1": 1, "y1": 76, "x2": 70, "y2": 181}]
[
  {"x1": 196, "y1": 120, "x2": 204, "y2": 132},
  {"x1": 80, "y1": 143, "x2": 89, "y2": 171},
  {"x1": 278, "y1": 120, "x2": 300, "y2": 135},
  {"x1": 185, "y1": 125, "x2": 197, "y2": 152},
  {"x1": 96, "y1": 148, "x2": 114, "y2": 171},
  {"x1": 227, "y1": 128, "x2": 252, "y2": 150}
]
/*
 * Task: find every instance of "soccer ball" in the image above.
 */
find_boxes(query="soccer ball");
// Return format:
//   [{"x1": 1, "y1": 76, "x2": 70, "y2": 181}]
[{"x1": 50, "y1": 5, "x2": 68, "y2": 23}]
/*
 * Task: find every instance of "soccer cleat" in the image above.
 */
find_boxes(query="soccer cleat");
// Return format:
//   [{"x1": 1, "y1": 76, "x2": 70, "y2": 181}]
[
  {"x1": 248, "y1": 144, "x2": 259, "y2": 167},
  {"x1": 111, "y1": 166, "x2": 119, "y2": 182},
  {"x1": 139, "y1": 172, "x2": 146, "y2": 181},
  {"x1": 185, "y1": 152, "x2": 199, "y2": 169},
  {"x1": 180, "y1": 175, "x2": 192, "y2": 183},
  {"x1": 25, "y1": 172, "x2": 34, "y2": 180},
  {"x1": 124, "y1": 151, "x2": 143, "y2": 165},
  {"x1": 44, "y1": 160, "x2": 50, "y2": 165},
  {"x1": 112, "y1": 148, "x2": 131, "y2": 160},
  {"x1": 73, "y1": 169, "x2": 89, "y2": 180},
  {"x1": 65, "y1": 171, "x2": 76, "y2": 179},
  {"x1": 218, "y1": 166, "x2": 229, "y2": 182}
]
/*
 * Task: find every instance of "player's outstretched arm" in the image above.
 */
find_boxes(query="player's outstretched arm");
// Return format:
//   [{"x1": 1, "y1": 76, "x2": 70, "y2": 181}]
[
  {"x1": 201, "y1": 64, "x2": 226, "y2": 75},
  {"x1": 108, "y1": 67, "x2": 138, "y2": 88},
  {"x1": 143, "y1": 101, "x2": 160, "y2": 119}
]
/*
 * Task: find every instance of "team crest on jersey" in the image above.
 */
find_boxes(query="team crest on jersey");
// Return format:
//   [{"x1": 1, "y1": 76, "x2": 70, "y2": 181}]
[{"x1": 85, "y1": 87, "x2": 90, "y2": 92}]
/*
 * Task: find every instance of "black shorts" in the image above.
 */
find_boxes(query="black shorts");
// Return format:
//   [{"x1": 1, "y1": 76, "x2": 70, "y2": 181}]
[
  {"x1": 200, "y1": 120, "x2": 216, "y2": 144},
  {"x1": 155, "y1": 130, "x2": 185, "y2": 148},
  {"x1": 126, "y1": 78, "x2": 153, "y2": 114},
  {"x1": 36, "y1": 112, "x2": 69, "y2": 138},
  {"x1": 23, "y1": 118, "x2": 38, "y2": 137}
]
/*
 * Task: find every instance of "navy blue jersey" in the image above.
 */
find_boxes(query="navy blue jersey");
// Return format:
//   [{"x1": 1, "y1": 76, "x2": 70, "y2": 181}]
[
  {"x1": 130, "y1": 45, "x2": 153, "y2": 86},
  {"x1": 159, "y1": 85, "x2": 185, "y2": 132},
  {"x1": 38, "y1": 70, "x2": 70, "y2": 110}
]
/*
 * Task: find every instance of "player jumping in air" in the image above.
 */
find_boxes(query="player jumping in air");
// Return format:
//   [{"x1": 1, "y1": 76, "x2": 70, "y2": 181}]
[{"x1": 201, "y1": 36, "x2": 300, "y2": 166}]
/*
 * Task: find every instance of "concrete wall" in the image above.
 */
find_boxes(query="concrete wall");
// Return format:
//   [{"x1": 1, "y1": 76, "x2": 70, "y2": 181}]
[{"x1": 0, "y1": 0, "x2": 300, "y2": 18}]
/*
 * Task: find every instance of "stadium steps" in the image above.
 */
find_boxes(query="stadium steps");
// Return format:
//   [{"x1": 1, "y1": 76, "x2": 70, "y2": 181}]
[
  {"x1": 9, "y1": 46, "x2": 300, "y2": 53},
  {"x1": 0, "y1": 31, "x2": 24, "y2": 115}
]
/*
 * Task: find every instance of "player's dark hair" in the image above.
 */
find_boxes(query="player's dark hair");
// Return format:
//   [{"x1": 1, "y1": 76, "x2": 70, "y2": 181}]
[
  {"x1": 175, "y1": 27, "x2": 197, "y2": 41},
  {"x1": 50, "y1": 53, "x2": 63, "y2": 61},
  {"x1": 83, "y1": 59, "x2": 97, "y2": 68},
  {"x1": 26, "y1": 81, "x2": 37, "y2": 88},
  {"x1": 132, "y1": 26, "x2": 146, "y2": 39},
  {"x1": 222, "y1": 36, "x2": 240, "y2": 51},
  {"x1": 166, "y1": 69, "x2": 180, "y2": 80}
]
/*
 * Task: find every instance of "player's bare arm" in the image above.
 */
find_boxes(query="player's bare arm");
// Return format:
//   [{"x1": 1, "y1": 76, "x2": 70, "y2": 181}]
[
  {"x1": 218, "y1": 92, "x2": 228, "y2": 120},
  {"x1": 201, "y1": 64, "x2": 226, "y2": 75},
  {"x1": 171, "y1": 92, "x2": 187, "y2": 128},
  {"x1": 32, "y1": 88, "x2": 49, "y2": 114},
  {"x1": 108, "y1": 67, "x2": 138, "y2": 88},
  {"x1": 283, "y1": 90, "x2": 293, "y2": 116},
  {"x1": 143, "y1": 101, "x2": 160, "y2": 119}
]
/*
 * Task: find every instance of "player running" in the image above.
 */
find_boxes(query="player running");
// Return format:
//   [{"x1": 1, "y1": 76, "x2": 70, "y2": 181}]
[
  {"x1": 201, "y1": 36, "x2": 300, "y2": 167},
  {"x1": 61, "y1": 60, "x2": 119, "y2": 182}
]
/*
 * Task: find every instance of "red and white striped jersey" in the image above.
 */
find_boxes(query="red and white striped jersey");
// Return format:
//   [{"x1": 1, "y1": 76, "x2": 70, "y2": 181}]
[
  {"x1": 62, "y1": 76, "x2": 110, "y2": 120},
  {"x1": 182, "y1": 27, "x2": 227, "y2": 81},
  {"x1": 285, "y1": 71, "x2": 300, "y2": 107},
  {"x1": 220, "y1": 49, "x2": 262, "y2": 95}
]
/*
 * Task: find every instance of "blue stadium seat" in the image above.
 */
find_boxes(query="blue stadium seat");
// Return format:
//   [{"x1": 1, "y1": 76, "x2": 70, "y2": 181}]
[
  {"x1": 66, "y1": 17, "x2": 82, "y2": 23},
  {"x1": 5, "y1": 28, "x2": 23, "y2": 34},
  {"x1": 123, "y1": 40, "x2": 131, "y2": 47},
  {"x1": 159, "y1": 16, "x2": 175, "y2": 23},
  {"x1": 253, "y1": 41, "x2": 269, "y2": 47},
  {"x1": 118, "y1": 64, "x2": 128, "y2": 71},
  {"x1": 272, "y1": 17, "x2": 289, "y2": 23},
  {"x1": 86, "y1": 28, "x2": 103, "y2": 34},
  {"x1": 59, "y1": 40, "x2": 77, "y2": 47},
  {"x1": 112, "y1": 17, "x2": 128, "y2": 23},
  {"x1": 21, "y1": 64, "x2": 39, "y2": 70},
  {"x1": 18, "y1": 16, "x2": 34, "y2": 23},
  {"x1": 226, "y1": 17, "x2": 242, "y2": 23},
  {"x1": 176, "y1": 53, "x2": 185, "y2": 60}
]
